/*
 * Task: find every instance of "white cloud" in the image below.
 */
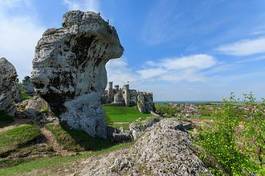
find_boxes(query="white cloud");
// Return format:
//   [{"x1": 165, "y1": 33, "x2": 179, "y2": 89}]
[
  {"x1": 106, "y1": 58, "x2": 137, "y2": 86},
  {"x1": 137, "y1": 54, "x2": 217, "y2": 81},
  {"x1": 106, "y1": 54, "x2": 217, "y2": 89},
  {"x1": 64, "y1": 0, "x2": 100, "y2": 12},
  {"x1": 217, "y1": 37, "x2": 265, "y2": 56},
  {"x1": 0, "y1": 0, "x2": 30, "y2": 8},
  {"x1": 137, "y1": 68, "x2": 167, "y2": 79},
  {"x1": 161, "y1": 54, "x2": 216, "y2": 70},
  {"x1": 0, "y1": 0, "x2": 45, "y2": 80}
]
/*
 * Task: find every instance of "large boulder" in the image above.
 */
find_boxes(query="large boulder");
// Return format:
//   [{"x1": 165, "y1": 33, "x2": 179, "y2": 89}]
[
  {"x1": 31, "y1": 11, "x2": 123, "y2": 138},
  {"x1": 78, "y1": 119, "x2": 211, "y2": 176},
  {"x1": 0, "y1": 57, "x2": 19, "y2": 115},
  {"x1": 16, "y1": 96, "x2": 58, "y2": 124},
  {"x1": 137, "y1": 92, "x2": 154, "y2": 113}
]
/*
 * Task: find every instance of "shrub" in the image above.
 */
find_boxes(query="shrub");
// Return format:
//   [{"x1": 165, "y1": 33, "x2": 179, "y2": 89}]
[
  {"x1": 155, "y1": 103, "x2": 179, "y2": 117},
  {"x1": 195, "y1": 93, "x2": 264, "y2": 175}
]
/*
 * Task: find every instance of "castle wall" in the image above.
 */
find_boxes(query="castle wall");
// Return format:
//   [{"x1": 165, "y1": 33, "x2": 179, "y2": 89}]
[
  {"x1": 104, "y1": 82, "x2": 154, "y2": 113},
  {"x1": 122, "y1": 84, "x2": 130, "y2": 106}
]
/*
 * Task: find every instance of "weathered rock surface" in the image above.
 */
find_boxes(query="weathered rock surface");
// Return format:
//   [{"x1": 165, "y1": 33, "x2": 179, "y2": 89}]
[
  {"x1": 129, "y1": 116, "x2": 161, "y2": 140},
  {"x1": 137, "y1": 92, "x2": 154, "y2": 113},
  {"x1": 78, "y1": 119, "x2": 211, "y2": 176},
  {"x1": 0, "y1": 57, "x2": 19, "y2": 115},
  {"x1": 31, "y1": 11, "x2": 123, "y2": 138},
  {"x1": 16, "y1": 96, "x2": 58, "y2": 124}
]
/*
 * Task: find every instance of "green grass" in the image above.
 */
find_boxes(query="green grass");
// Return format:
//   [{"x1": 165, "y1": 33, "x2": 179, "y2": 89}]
[
  {"x1": 0, "y1": 111, "x2": 14, "y2": 127},
  {"x1": 0, "y1": 124, "x2": 41, "y2": 155},
  {"x1": 0, "y1": 142, "x2": 131, "y2": 176},
  {"x1": 45, "y1": 123, "x2": 114, "y2": 151},
  {"x1": 103, "y1": 104, "x2": 150, "y2": 129}
]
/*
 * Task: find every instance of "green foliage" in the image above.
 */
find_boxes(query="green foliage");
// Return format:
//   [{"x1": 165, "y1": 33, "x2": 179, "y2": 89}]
[
  {"x1": 0, "y1": 124, "x2": 41, "y2": 155},
  {"x1": 197, "y1": 105, "x2": 216, "y2": 117},
  {"x1": 18, "y1": 83, "x2": 32, "y2": 101},
  {"x1": 195, "y1": 93, "x2": 265, "y2": 175},
  {"x1": 240, "y1": 94, "x2": 265, "y2": 168},
  {"x1": 45, "y1": 123, "x2": 114, "y2": 151},
  {"x1": 103, "y1": 104, "x2": 150, "y2": 129},
  {"x1": 155, "y1": 103, "x2": 179, "y2": 117}
]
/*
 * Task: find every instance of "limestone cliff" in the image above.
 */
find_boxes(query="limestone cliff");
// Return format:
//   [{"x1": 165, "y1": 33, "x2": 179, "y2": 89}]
[
  {"x1": 0, "y1": 57, "x2": 19, "y2": 115},
  {"x1": 32, "y1": 10, "x2": 123, "y2": 138}
]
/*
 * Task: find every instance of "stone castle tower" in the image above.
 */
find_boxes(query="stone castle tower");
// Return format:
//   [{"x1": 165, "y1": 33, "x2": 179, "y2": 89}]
[
  {"x1": 122, "y1": 84, "x2": 130, "y2": 106},
  {"x1": 102, "y1": 81, "x2": 155, "y2": 113},
  {"x1": 107, "y1": 82, "x2": 114, "y2": 103}
]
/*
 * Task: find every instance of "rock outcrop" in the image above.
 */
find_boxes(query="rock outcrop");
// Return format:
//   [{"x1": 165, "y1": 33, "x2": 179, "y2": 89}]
[
  {"x1": 0, "y1": 57, "x2": 19, "y2": 115},
  {"x1": 129, "y1": 116, "x2": 161, "y2": 140},
  {"x1": 16, "y1": 96, "x2": 58, "y2": 124},
  {"x1": 78, "y1": 119, "x2": 211, "y2": 176},
  {"x1": 137, "y1": 92, "x2": 154, "y2": 113},
  {"x1": 31, "y1": 10, "x2": 123, "y2": 138}
]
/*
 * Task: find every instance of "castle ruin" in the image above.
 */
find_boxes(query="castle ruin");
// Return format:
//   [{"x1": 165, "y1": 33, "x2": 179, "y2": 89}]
[{"x1": 102, "y1": 82, "x2": 155, "y2": 113}]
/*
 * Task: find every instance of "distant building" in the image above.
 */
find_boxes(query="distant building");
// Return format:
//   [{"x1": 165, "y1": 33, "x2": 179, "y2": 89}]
[{"x1": 102, "y1": 82, "x2": 155, "y2": 113}]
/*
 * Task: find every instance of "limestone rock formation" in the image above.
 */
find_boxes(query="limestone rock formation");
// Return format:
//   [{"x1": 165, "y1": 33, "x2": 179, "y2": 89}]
[
  {"x1": 129, "y1": 116, "x2": 161, "y2": 140},
  {"x1": 78, "y1": 119, "x2": 211, "y2": 176},
  {"x1": 0, "y1": 57, "x2": 19, "y2": 115},
  {"x1": 137, "y1": 92, "x2": 154, "y2": 113},
  {"x1": 16, "y1": 96, "x2": 58, "y2": 124},
  {"x1": 31, "y1": 10, "x2": 123, "y2": 138}
]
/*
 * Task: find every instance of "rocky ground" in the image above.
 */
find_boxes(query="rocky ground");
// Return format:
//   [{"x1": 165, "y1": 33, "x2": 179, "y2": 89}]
[
  {"x1": 22, "y1": 118, "x2": 211, "y2": 176},
  {"x1": 77, "y1": 118, "x2": 211, "y2": 176}
]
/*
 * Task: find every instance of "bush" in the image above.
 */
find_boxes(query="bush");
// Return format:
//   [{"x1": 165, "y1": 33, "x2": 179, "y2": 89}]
[
  {"x1": 155, "y1": 103, "x2": 179, "y2": 117},
  {"x1": 195, "y1": 93, "x2": 264, "y2": 175}
]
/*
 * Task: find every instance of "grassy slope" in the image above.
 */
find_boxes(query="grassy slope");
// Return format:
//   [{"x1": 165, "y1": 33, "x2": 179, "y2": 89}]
[
  {"x1": 103, "y1": 104, "x2": 150, "y2": 129},
  {"x1": 0, "y1": 124, "x2": 41, "y2": 155},
  {"x1": 45, "y1": 123, "x2": 114, "y2": 151},
  {"x1": 0, "y1": 143, "x2": 131, "y2": 176},
  {"x1": 0, "y1": 104, "x2": 145, "y2": 175}
]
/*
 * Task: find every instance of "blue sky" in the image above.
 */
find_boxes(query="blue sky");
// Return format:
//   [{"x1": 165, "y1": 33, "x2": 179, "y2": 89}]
[{"x1": 1, "y1": 0, "x2": 265, "y2": 101}]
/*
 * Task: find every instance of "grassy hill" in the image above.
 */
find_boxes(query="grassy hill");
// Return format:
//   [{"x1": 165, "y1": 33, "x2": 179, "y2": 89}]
[
  {"x1": 0, "y1": 124, "x2": 41, "y2": 155},
  {"x1": 103, "y1": 104, "x2": 150, "y2": 129},
  {"x1": 0, "y1": 104, "x2": 143, "y2": 175}
]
